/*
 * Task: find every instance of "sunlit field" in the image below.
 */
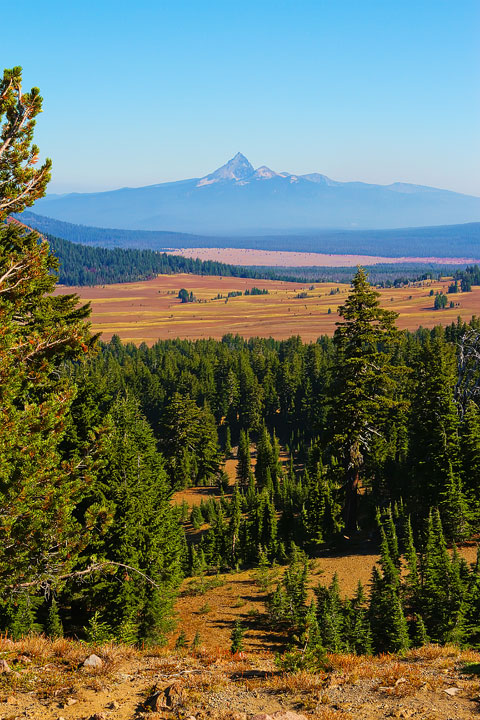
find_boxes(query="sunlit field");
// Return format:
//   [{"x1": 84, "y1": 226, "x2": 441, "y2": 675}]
[{"x1": 57, "y1": 273, "x2": 480, "y2": 344}]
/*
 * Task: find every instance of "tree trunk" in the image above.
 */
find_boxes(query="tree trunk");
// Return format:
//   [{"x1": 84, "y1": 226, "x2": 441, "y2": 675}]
[{"x1": 344, "y1": 466, "x2": 359, "y2": 536}]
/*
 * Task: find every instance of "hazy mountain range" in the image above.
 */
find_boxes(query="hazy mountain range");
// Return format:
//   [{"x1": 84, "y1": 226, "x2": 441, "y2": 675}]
[{"x1": 34, "y1": 153, "x2": 480, "y2": 234}]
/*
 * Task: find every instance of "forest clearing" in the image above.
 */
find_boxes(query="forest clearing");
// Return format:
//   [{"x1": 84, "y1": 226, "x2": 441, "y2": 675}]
[{"x1": 58, "y1": 273, "x2": 480, "y2": 343}]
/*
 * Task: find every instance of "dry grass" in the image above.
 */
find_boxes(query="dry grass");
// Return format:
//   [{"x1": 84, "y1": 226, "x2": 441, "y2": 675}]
[
  {"x1": 312, "y1": 709, "x2": 354, "y2": 720},
  {"x1": 0, "y1": 637, "x2": 479, "y2": 719},
  {"x1": 58, "y1": 274, "x2": 480, "y2": 344},
  {"x1": 171, "y1": 247, "x2": 478, "y2": 269}
]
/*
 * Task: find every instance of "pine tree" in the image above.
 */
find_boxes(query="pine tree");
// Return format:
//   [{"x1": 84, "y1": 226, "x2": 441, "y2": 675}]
[
  {"x1": 224, "y1": 426, "x2": 233, "y2": 458},
  {"x1": 228, "y1": 484, "x2": 242, "y2": 567},
  {"x1": 160, "y1": 392, "x2": 221, "y2": 488},
  {"x1": 255, "y1": 425, "x2": 274, "y2": 487},
  {"x1": 8, "y1": 594, "x2": 37, "y2": 639},
  {"x1": 236, "y1": 429, "x2": 251, "y2": 489},
  {"x1": 440, "y1": 462, "x2": 471, "y2": 542},
  {"x1": 330, "y1": 267, "x2": 403, "y2": 534},
  {"x1": 350, "y1": 581, "x2": 373, "y2": 654},
  {"x1": 175, "y1": 629, "x2": 187, "y2": 649},
  {"x1": 460, "y1": 401, "x2": 480, "y2": 499},
  {"x1": 0, "y1": 66, "x2": 94, "y2": 595},
  {"x1": 413, "y1": 614, "x2": 429, "y2": 647},
  {"x1": 465, "y1": 547, "x2": 480, "y2": 646},
  {"x1": 368, "y1": 523, "x2": 409, "y2": 653},
  {"x1": 230, "y1": 620, "x2": 245, "y2": 653},
  {"x1": 408, "y1": 336, "x2": 462, "y2": 524},
  {"x1": 84, "y1": 395, "x2": 182, "y2": 644},
  {"x1": 45, "y1": 597, "x2": 64, "y2": 639},
  {"x1": 420, "y1": 509, "x2": 453, "y2": 641},
  {"x1": 403, "y1": 516, "x2": 420, "y2": 615},
  {"x1": 191, "y1": 630, "x2": 201, "y2": 650},
  {"x1": 0, "y1": 66, "x2": 52, "y2": 216},
  {"x1": 316, "y1": 573, "x2": 344, "y2": 652}
]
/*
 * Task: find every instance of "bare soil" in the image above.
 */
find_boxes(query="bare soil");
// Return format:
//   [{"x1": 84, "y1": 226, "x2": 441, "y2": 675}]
[{"x1": 2, "y1": 636, "x2": 480, "y2": 719}]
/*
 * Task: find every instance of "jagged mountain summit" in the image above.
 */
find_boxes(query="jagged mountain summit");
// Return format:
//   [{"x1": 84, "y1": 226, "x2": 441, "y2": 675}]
[
  {"x1": 34, "y1": 153, "x2": 480, "y2": 234},
  {"x1": 198, "y1": 152, "x2": 255, "y2": 185}
]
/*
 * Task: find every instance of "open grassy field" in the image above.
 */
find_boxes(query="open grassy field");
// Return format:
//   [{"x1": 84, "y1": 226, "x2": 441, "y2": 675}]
[
  {"x1": 59, "y1": 273, "x2": 480, "y2": 344},
  {"x1": 169, "y1": 246, "x2": 480, "y2": 267}
]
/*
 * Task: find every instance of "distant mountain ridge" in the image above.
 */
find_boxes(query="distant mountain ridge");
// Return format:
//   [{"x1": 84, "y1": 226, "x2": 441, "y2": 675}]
[
  {"x1": 17, "y1": 211, "x2": 480, "y2": 259},
  {"x1": 33, "y1": 153, "x2": 480, "y2": 234}
]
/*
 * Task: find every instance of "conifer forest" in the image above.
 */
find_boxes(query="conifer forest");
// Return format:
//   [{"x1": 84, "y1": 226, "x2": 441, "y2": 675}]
[{"x1": 2, "y1": 65, "x2": 480, "y2": 670}]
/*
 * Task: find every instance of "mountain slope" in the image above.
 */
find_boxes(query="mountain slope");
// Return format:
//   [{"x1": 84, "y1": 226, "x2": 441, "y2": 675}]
[{"x1": 34, "y1": 153, "x2": 480, "y2": 233}]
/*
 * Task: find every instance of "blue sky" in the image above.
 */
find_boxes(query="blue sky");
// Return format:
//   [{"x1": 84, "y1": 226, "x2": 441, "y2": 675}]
[{"x1": 3, "y1": 0, "x2": 479, "y2": 195}]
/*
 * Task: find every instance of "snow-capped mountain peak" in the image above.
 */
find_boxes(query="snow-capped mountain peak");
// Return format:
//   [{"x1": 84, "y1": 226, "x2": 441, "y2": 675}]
[{"x1": 197, "y1": 152, "x2": 255, "y2": 186}]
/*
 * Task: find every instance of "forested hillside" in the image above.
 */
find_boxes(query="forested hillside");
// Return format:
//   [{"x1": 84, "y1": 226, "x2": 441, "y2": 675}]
[
  {"x1": 4, "y1": 65, "x2": 480, "y2": 671},
  {"x1": 18, "y1": 209, "x2": 480, "y2": 258},
  {"x1": 42, "y1": 283, "x2": 480, "y2": 654},
  {"x1": 45, "y1": 232, "x2": 304, "y2": 285},
  {"x1": 17, "y1": 218, "x2": 476, "y2": 287}
]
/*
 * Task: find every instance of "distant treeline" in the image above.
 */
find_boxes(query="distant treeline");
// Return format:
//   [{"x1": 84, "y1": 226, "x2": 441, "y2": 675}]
[
  {"x1": 13, "y1": 213, "x2": 480, "y2": 288},
  {"x1": 18, "y1": 210, "x2": 480, "y2": 257},
  {"x1": 45, "y1": 233, "x2": 306, "y2": 286},
  {"x1": 44, "y1": 235, "x2": 480, "y2": 288},
  {"x1": 252, "y1": 263, "x2": 474, "y2": 286}
]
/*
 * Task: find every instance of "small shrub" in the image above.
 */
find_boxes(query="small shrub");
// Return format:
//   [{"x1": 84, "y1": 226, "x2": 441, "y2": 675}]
[
  {"x1": 116, "y1": 616, "x2": 138, "y2": 646},
  {"x1": 197, "y1": 602, "x2": 211, "y2": 615},
  {"x1": 191, "y1": 631, "x2": 201, "y2": 650},
  {"x1": 276, "y1": 643, "x2": 330, "y2": 673},
  {"x1": 84, "y1": 611, "x2": 112, "y2": 644},
  {"x1": 230, "y1": 620, "x2": 245, "y2": 654},
  {"x1": 175, "y1": 629, "x2": 187, "y2": 649},
  {"x1": 45, "y1": 598, "x2": 63, "y2": 639}
]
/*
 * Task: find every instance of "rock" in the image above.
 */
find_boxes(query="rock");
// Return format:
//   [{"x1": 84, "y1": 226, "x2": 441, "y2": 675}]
[
  {"x1": 251, "y1": 715, "x2": 272, "y2": 720},
  {"x1": 89, "y1": 714, "x2": 107, "y2": 720},
  {"x1": 144, "y1": 690, "x2": 168, "y2": 712},
  {"x1": 60, "y1": 698, "x2": 78, "y2": 708},
  {"x1": 0, "y1": 659, "x2": 11, "y2": 673},
  {"x1": 444, "y1": 687, "x2": 460, "y2": 696},
  {"x1": 107, "y1": 700, "x2": 120, "y2": 709},
  {"x1": 83, "y1": 653, "x2": 103, "y2": 669},
  {"x1": 145, "y1": 682, "x2": 185, "y2": 711},
  {"x1": 164, "y1": 681, "x2": 184, "y2": 707},
  {"x1": 270, "y1": 714, "x2": 308, "y2": 720}
]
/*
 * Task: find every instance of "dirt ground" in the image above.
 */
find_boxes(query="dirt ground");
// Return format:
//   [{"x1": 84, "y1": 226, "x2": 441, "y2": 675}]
[
  {"x1": 57, "y1": 275, "x2": 480, "y2": 345},
  {"x1": 2, "y1": 636, "x2": 480, "y2": 720},
  {"x1": 168, "y1": 247, "x2": 480, "y2": 268}
]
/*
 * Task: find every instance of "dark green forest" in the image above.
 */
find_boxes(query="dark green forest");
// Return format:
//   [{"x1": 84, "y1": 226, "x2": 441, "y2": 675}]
[
  {"x1": 3, "y1": 66, "x2": 480, "y2": 663},
  {"x1": 10, "y1": 263, "x2": 480, "y2": 653},
  {"x1": 43, "y1": 232, "x2": 306, "y2": 286},
  {"x1": 17, "y1": 212, "x2": 479, "y2": 287}
]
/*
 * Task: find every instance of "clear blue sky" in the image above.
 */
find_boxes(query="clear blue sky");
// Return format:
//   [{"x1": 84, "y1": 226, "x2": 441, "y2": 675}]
[{"x1": 3, "y1": 0, "x2": 479, "y2": 195}]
